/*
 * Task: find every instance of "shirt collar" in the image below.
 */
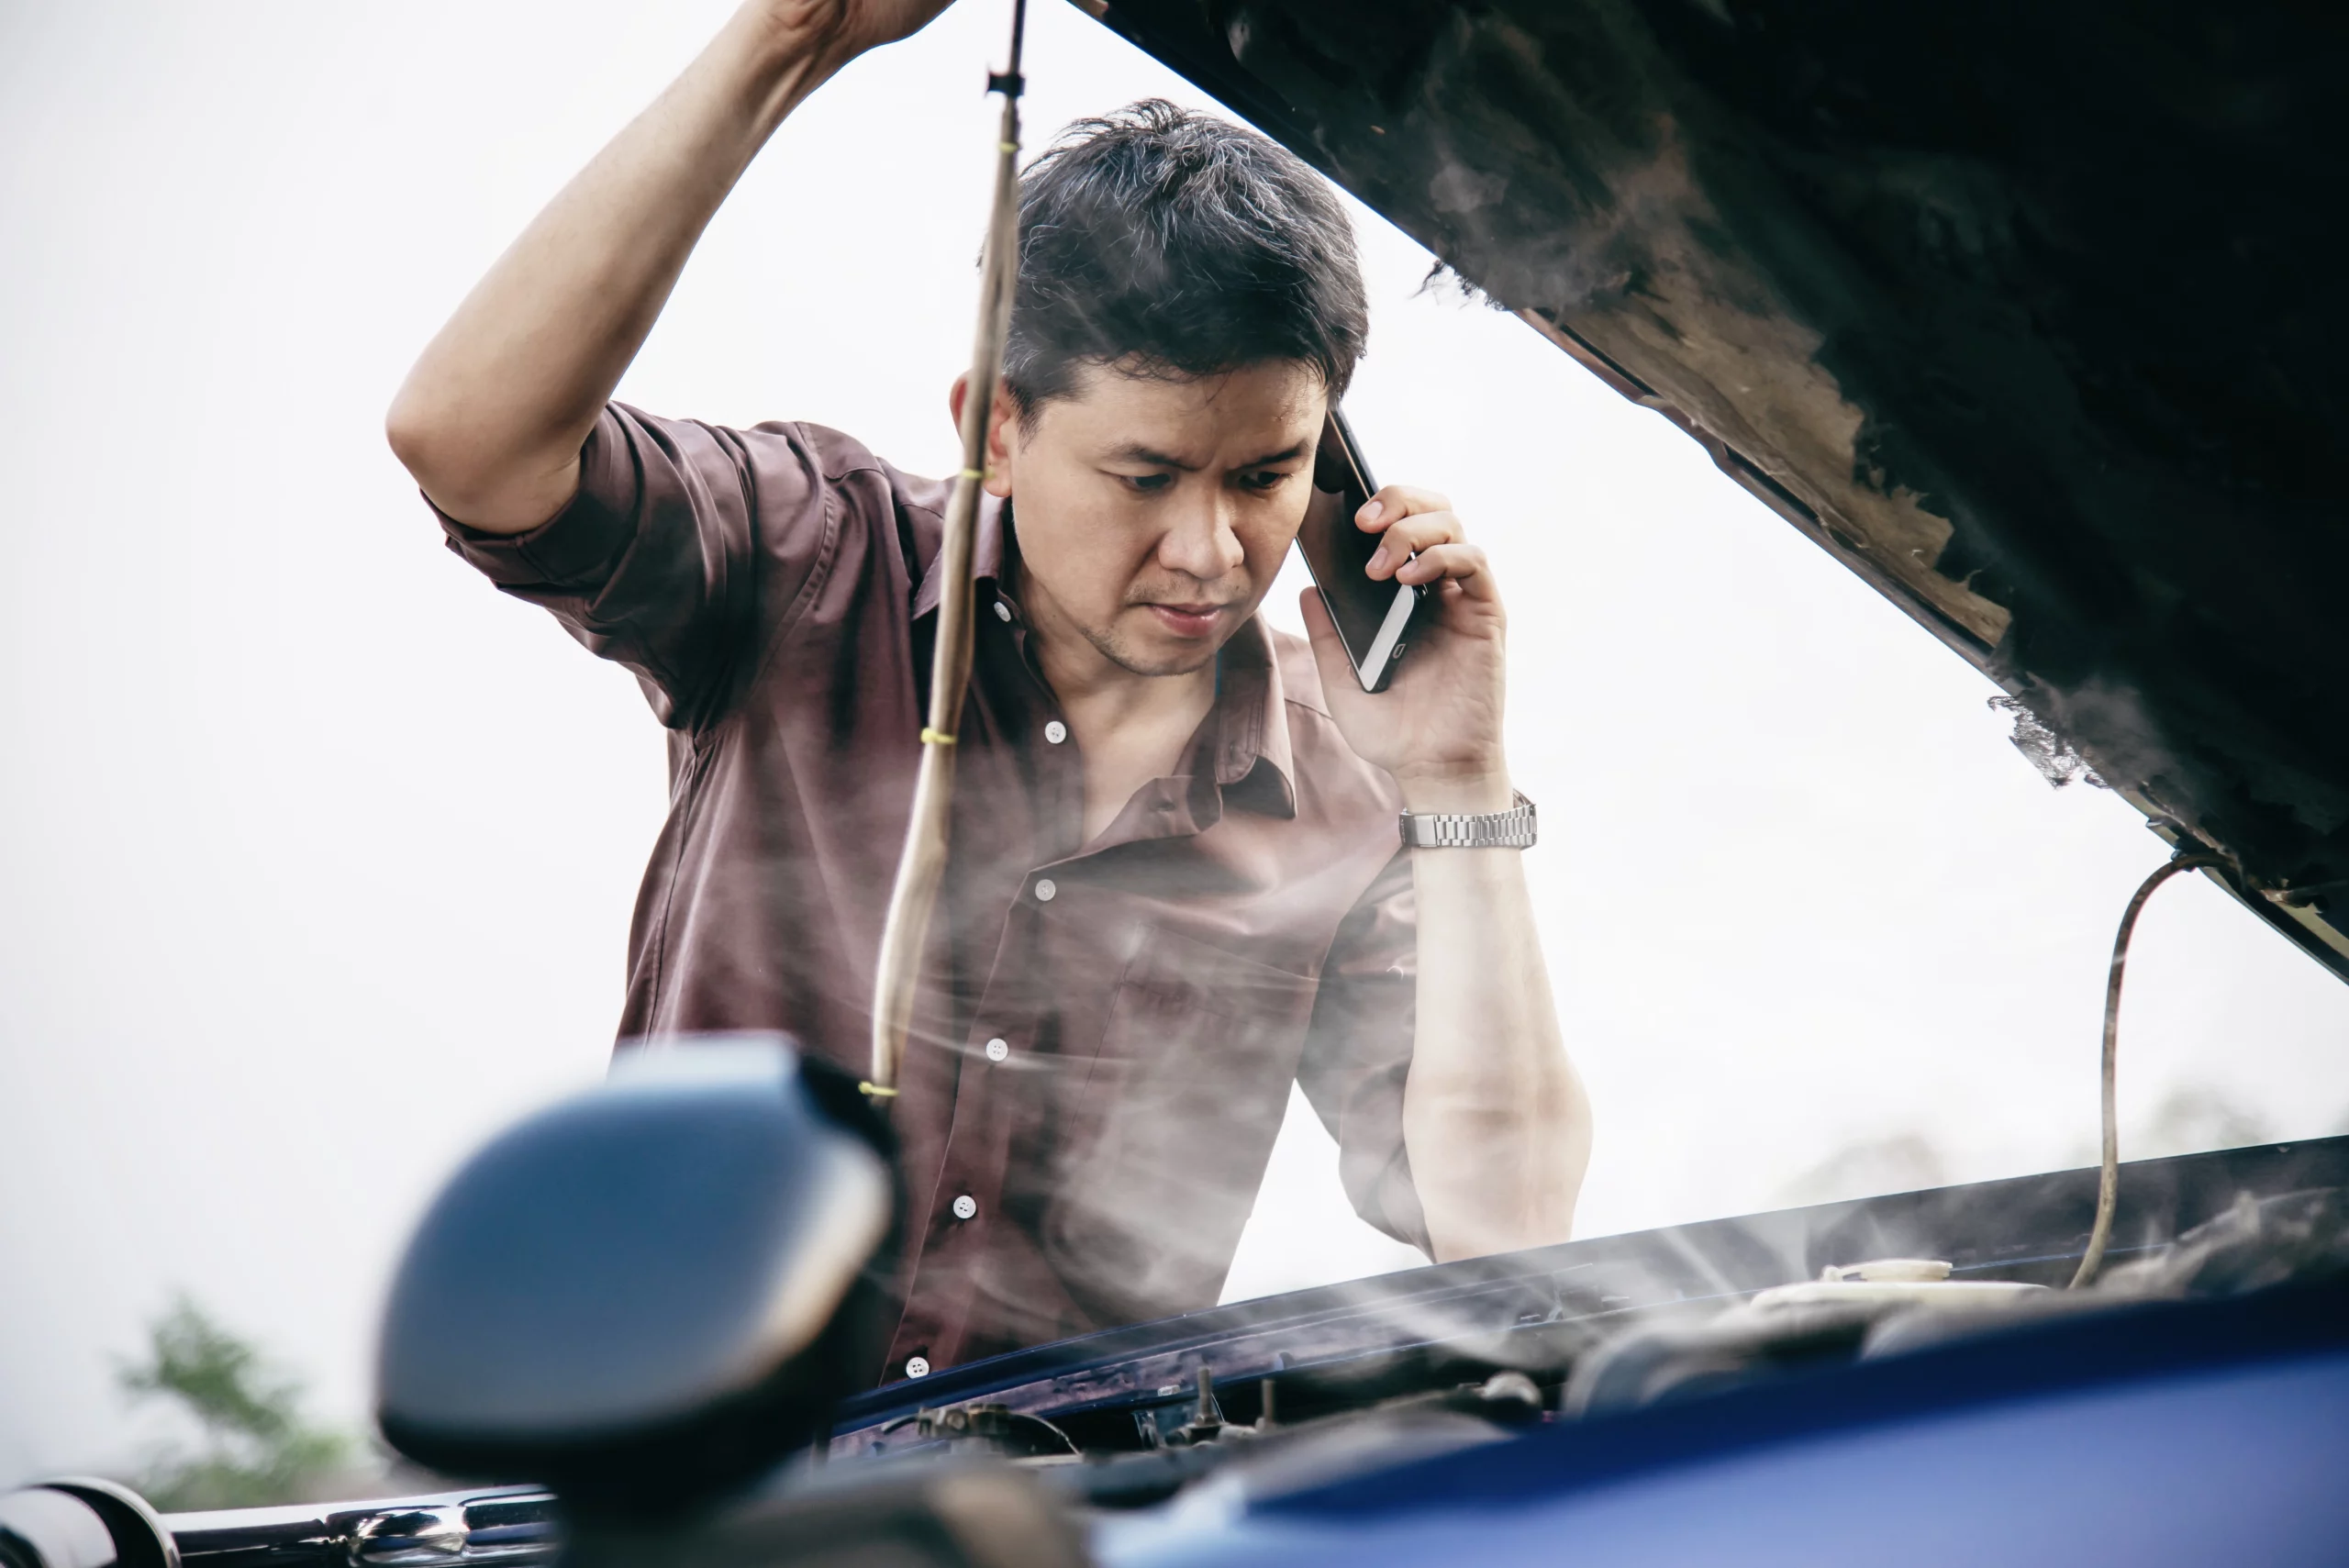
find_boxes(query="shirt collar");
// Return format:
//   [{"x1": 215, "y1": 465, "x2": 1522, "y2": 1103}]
[
  {"x1": 910, "y1": 489, "x2": 1008, "y2": 619},
  {"x1": 1207, "y1": 616, "x2": 1299, "y2": 819}
]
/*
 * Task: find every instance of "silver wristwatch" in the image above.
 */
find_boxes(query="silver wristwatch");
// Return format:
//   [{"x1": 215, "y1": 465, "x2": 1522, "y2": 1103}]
[{"x1": 1398, "y1": 790, "x2": 1538, "y2": 850}]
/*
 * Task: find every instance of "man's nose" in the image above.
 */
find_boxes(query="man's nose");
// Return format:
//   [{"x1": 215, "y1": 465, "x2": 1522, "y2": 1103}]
[{"x1": 1155, "y1": 489, "x2": 1246, "y2": 582}]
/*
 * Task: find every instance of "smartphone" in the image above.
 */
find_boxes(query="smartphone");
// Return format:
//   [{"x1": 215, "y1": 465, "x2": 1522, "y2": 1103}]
[{"x1": 1294, "y1": 409, "x2": 1425, "y2": 693}]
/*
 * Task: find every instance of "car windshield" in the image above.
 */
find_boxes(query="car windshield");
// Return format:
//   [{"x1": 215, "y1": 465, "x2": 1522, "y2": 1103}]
[{"x1": 5, "y1": 0, "x2": 2346, "y2": 1507}]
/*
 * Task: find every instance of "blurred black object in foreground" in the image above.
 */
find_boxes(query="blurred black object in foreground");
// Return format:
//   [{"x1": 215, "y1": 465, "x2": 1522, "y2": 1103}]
[{"x1": 373, "y1": 1038, "x2": 897, "y2": 1520}]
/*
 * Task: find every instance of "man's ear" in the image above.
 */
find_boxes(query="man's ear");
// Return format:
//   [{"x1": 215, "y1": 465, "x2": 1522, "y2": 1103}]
[{"x1": 946, "y1": 374, "x2": 1019, "y2": 499}]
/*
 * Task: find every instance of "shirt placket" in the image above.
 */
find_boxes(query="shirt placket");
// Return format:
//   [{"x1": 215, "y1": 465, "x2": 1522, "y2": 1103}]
[
  {"x1": 882, "y1": 604, "x2": 1281, "y2": 1381},
  {"x1": 884, "y1": 586, "x2": 1090, "y2": 1380}
]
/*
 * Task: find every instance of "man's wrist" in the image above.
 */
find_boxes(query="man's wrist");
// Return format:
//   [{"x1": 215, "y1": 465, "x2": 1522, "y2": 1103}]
[
  {"x1": 729, "y1": 4, "x2": 858, "y2": 121},
  {"x1": 1396, "y1": 766, "x2": 1513, "y2": 816}
]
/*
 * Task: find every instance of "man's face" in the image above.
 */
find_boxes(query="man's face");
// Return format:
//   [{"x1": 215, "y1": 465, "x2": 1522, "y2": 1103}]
[{"x1": 989, "y1": 358, "x2": 1328, "y2": 677}]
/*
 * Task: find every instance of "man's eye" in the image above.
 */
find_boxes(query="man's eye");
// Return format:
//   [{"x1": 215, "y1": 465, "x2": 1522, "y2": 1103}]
[
  {"x1": 1121, "y1": 473, "x2": 1174, "y2": 494},
  {"x1": 1241, "y1": 470, "x2": 1290, "y2": 492}
]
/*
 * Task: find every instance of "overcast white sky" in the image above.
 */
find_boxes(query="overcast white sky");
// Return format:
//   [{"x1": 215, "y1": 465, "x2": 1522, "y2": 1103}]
[{"x1": 5, "y1": 0, "x2": 2346, "y2": 1489}]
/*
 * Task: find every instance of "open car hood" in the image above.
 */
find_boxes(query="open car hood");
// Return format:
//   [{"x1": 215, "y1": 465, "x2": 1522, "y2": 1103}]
[{"x1": 1080, "y1": 0, "x2": 2349, "y2": 975}]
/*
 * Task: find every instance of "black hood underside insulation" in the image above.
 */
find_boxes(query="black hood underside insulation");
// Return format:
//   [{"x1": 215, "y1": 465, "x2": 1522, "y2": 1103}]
[{"x1": 1085, "y1": 0, "x2": 2349, "y2": 975}]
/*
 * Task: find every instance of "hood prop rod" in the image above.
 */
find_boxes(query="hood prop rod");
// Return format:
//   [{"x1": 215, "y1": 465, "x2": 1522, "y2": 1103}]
[{"x1": 866, "y1": 0, "x2": 1029, "y2": 1106}]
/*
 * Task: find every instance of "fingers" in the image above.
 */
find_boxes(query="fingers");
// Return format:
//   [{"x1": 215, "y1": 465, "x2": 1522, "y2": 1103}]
[
  {"x1": 1298, "y1": 583, "x2": 1335, "y2": 643},
  {"x1": 1356, "y1": 485, "x2": 1453, "y2": 533},
  {"x1": 1365, "y1": 509, "x2": 1465, "y2": 579},
  {"x1": 1354, "y1": 483, "x2": 1497, "y2": 606},
  {"x1": 1397, "y1": 540, "x2": 1500, "y2": 603}
]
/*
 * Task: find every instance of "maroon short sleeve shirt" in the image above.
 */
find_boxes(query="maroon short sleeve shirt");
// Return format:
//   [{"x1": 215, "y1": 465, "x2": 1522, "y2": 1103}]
[{"x1": 439, "y1": 404, "x2": 1427, "y2": 1380}]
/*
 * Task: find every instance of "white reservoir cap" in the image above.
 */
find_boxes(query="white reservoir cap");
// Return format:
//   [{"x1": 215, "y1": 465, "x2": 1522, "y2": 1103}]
[{"x1": 1823, "y1": 1258, "x2": 1954, "y2": 1283}]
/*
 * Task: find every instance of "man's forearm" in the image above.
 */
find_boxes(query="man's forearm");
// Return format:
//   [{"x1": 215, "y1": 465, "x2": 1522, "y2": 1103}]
[
  {"x1": 385, "y1": 4, "x2": 849, "y2": 532},
  {"x1": 1400, "y1": 773, "x2": 1589, "y2": 1262}
]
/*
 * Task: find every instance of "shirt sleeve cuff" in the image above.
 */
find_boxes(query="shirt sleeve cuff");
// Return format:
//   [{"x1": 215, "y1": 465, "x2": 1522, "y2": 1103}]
[{"x1": 432, "y1": 406, "x2": 640, "y2": 589}]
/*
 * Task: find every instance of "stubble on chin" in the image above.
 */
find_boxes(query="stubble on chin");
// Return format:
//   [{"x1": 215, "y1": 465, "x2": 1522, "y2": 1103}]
[{"x1": 1084, "y1": 615, "x2": 1222, "y2": 679}]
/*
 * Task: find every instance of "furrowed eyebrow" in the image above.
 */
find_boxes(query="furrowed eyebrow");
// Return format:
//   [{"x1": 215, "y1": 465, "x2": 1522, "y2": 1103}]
[
  {"x1": 1103, "y1": 441, "x2": 1309, "y2": 471},
  {"x1": 1106, "y1": 443, "x2": 1198, "y2": 471}
]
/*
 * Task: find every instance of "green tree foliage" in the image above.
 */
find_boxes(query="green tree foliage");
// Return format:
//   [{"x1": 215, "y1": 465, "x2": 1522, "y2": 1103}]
[{"x1": 117, "y1": 1296, "x2": 352, "y2": 1510}]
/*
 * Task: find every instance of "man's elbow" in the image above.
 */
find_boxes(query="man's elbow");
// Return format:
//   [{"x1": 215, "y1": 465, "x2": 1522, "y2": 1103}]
[
  {"x1": 384, "y1": 379, "x2": 462, "y2": 502},
  {"x1": 384, "y1": 383, "x2": 573, "y2": 534}
]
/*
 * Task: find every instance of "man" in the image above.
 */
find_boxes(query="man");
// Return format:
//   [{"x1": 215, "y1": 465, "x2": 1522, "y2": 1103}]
[{"x1": 386, "y1": 0, "x2": 1589, "y2": 1382}]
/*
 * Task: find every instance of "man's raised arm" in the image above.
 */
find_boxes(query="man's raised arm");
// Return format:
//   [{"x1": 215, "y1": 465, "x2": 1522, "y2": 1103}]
[{"x1": 385, "y1": 0, "x2": 950, "y2": 533}]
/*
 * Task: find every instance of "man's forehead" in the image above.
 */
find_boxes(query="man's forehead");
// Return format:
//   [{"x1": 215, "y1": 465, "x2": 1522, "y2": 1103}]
[{"x1": 1042, "y1": 359, "x2": 1326, "y2": 462}]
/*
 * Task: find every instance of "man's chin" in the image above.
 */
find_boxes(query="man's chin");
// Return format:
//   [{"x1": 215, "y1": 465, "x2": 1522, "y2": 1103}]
[
  {"x1": 1088, "y1": 625, "x2": 1226, "y2": 679},
  {"x1": 1105, "y1": 642, "x2": 1221, "y2": 678}
]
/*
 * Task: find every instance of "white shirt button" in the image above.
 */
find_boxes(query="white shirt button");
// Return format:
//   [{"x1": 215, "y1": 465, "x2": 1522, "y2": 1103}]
[
  {"x1": 985, "y1": 1037, "x2": 1009, "y2": 1062},
  {"x1": 992, "y1": 600, "x2": 1013, "y2": 623},
  {"x1": 1044, "y1": 719, "x2": 1068, "y2": 744},
  {"x1": 905, "y1": 1355, "x2": 931, "y2": 1379},
  {"x1": 1034, "y1": 878, "x2": 1057, "y2": 902},
  {"x1": 951, "y1": 1194, "x2": 977, "y2": 1220}
]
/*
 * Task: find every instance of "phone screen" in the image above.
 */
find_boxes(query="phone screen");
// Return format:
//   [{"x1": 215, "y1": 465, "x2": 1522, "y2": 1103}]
[{"x1": 1295, "y1": 410, "x2": 1419, "y2": 691}]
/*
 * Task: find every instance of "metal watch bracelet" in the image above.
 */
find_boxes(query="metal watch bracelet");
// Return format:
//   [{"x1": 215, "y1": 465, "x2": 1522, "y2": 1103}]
[{"x1": 1397, "y1": 790, "x2": 1538, "y2": 850}]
